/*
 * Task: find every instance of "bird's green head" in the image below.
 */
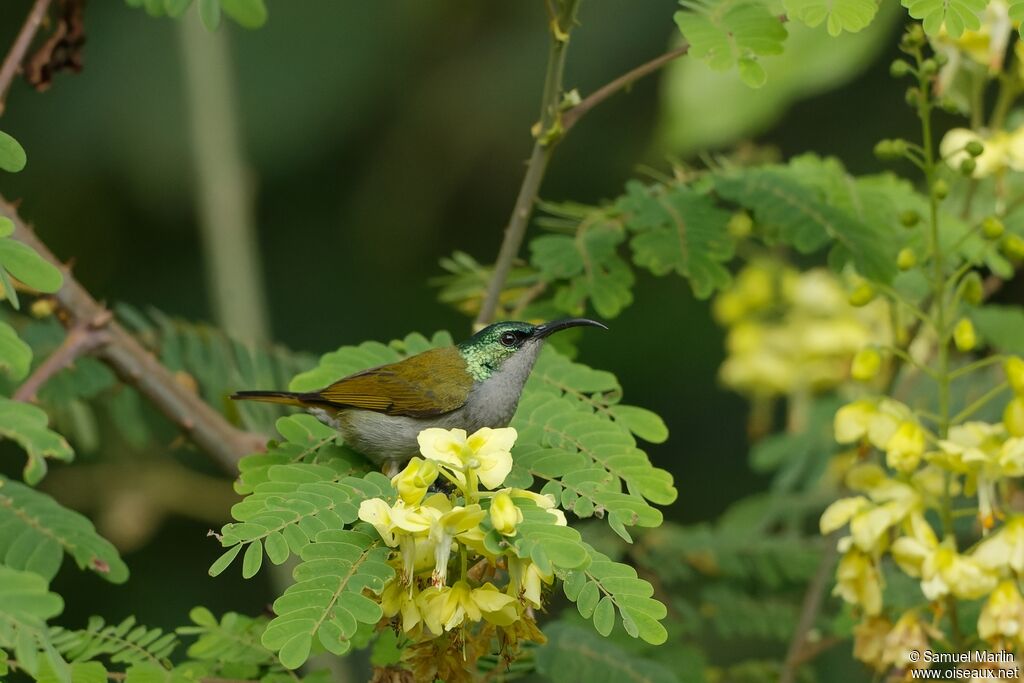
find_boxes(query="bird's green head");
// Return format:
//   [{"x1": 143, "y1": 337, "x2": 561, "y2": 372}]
[{"x1": 457, "y1": 318, "x2": 607, "y2": 381}]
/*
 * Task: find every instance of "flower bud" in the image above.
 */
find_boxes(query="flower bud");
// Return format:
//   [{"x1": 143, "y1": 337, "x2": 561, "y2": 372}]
[
  {"x1": 727, "y1": 212, "x2": 753, "y2": 238},
  {"x1": 1005, "y1": 356, "x2": 1024, "y2": 395},
  {"x1": 900, "y1": 210, "x2": 921, "y2": 228},
  {"x1": 932, "y1": 179, "x2": 949, "y2": 200},
  {"x1": 848, "y1": 283, "x2": 876, "y2": 307},
  {"x1": 1005, "y1": 398, "x2": 1024, "y2": 437},
  {"x1": 966, "y1": 140, "x2": 985, "y2": 157},
  {"x1": 959, "y1": 158, "x2": 977, "y2": 176},
  {"x1": 1002, "y1": 234, "x2": 1024, "y2": 260},
  {"x1": 919, "y1": 59, "x2": 938, "y2": 76},
  {"x1": 886, "y1": 421, "x2": 925, "y2": 473},
  {"x1": 960, "y1": 271, "x2": 983, "y2": 305},
  {"x1": 392, "y1": 457, "x2": 439, "y2": 506},
  {"x1": 953, "y1": 318, "x2": 977, "y2": 352},
  {"x1": 905, "y1": 87, "x2": 920, "y2": 108},
  {"x1": 30, "y1": 298, "x2": 56, "y2": 318},
  {"x1": 490, "y1": 492, "x2": 522, "y2": 536},
  {"x1": 851, "y1": 348, "x2": 882, "y2": 381},
  {"x1": 897, "y1": 248, "x2": 917, "y2": 270},
  {"x1": 890, "y1": 59, "x2": 911, "y2": 77},
  {"x1": 982, "y1": 216, "x2": 1005, "y2": 239}
]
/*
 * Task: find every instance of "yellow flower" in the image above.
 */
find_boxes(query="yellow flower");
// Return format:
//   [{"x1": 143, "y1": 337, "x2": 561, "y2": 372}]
[
  {"x1": 381, "y1": 579, "x2": 423, "y2": 633},
  {"x1": 833, "y1": 548, "x2": 883, "y2": 615},
  {"x1": 894, "y1": 517, "x2": 996, "y2": 601},
  {"x1": 490, "y1": 492, "x2": 522, "y2": 536},
  {"x1": 830, "y1": 464, "x2": 921, "y2": 553},
  {"x1": 978, "y1": 580, "x2": 1024, "y2": 644},
  {"x1": 974, "y1": 516, "x2": 1024, "y2": 574},
  {"x1": 886, "y1": 421, "x2": 926, "y2": 473},
  {"x1": 882, "y1": 611, "x2": 935, "y2": 671},
  {"x1": 509, "y1": 556, "x2": 553, "y2": 608},
  {"x1": 358, "y1": 498, "x2": 399, "y2": 547},
  {"x1": 1004, "y1": 397, "x2": 1024, "y2": 437},
  {"x1": 1006, "y1": 356, "x2": 1024, "y2": 395},
  {"x1": 853, "y1": 616, "x2": 892, "y2": 672},
  {"x1": 420, "y1": 494, "x2": 486, "y2": 586},
  {"x1": 419, "y1": 581, "x2": 519, "y2": 634},
  {"x1": 834, "y1": 399, "x2": 909, "y2": 450},
  {"x1": 820, "y1": 496, "x2": 870, "y2": 534},
  {"x1": 933, "y1": 422, "x2": 1024, "y2": 526},
  {"x1": 953, "y1": 318, "x2": 977, "y2": 352},
  {"x1": 417, "y1": 427, "x2": 516, "y2": 490},
  {"x1": 392, "y1": 457, "x2": 438, "y2": 506},
  {"x1": 851, "y1": 348, "x2": 881, "y2": 381}
]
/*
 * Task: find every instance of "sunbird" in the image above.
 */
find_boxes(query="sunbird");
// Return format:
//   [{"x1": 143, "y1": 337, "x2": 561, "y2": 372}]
[{"x1": 232, "y1": 319, "x2": 606, "y2": 467}]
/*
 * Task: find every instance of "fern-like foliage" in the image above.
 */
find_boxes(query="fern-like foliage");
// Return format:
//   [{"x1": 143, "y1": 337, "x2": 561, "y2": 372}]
[
  {"x1": 262, "y1": 528, "x2": 394, "y2": 669},
  {"x1": 561, "y1": 543, "x2": 668, "y2": 644},
  {"x1": 177, "y1": 607, "x2": 274, "y2": 667},
  {"x1": 0, "y1": 476, "x2": 128, "y2": 583},
  {"x1": 901, "y1": 0, "x2": 986, "y2": 36},
  {"x1": 0, "y1": 566, "x2": 66, "y2": 681},
  {"x1": 783, "y1": 0, "x2": 879, "y2": 35},
  {"x1": 48, "y1": 617, "x2": 177, "y2": 669},
  {"x1": 0, "y1": 399, "x2": 74, "y2": 485},
  {"x1": 536, "y1": 622, "x2": 682, "y2": 683}
]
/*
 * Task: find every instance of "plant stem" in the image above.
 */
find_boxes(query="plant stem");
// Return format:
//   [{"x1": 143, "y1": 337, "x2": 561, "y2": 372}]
[
  {"x1": 2, "y1": 200, "x2": 266, "y2": 471},
  {"x1": 779, "y1": 535, "x2": 839, "y2": 683},
  {"x1": 178, "y1": 10, "x2": 270, "y2": 342},
  {"x1": 474, "y1": 0, "x2": 580, "y2": 328},
  {"x1": 0, "y1": 0, "x2": 51, "y2": 115}
]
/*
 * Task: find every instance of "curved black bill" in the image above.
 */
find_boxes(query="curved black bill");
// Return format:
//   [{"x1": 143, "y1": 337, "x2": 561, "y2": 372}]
[{"x1": 534, "y1": 318, "x2": 608, "y2": 339}]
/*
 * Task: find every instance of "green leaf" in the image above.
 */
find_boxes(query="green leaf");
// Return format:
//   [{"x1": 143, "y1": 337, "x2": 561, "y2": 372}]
[
  {"x1": 560, "y1": 544, "x2": 668, "y2": 645},
  {"x1": 536, "y1": 622, "x2": 681, "y2": 683},
  {"x1": 675, "y1": 1, "x2": 788, "y2": 88},
  {"x1": 783, "y1": 0, "x2": 878, "y2": 35},
  {"x1": 220, "y1": 0, "x2": 267, "y2": 28},
  {"x1": 0, "y1": 566, "x2": 65, "y2": 679},
  {"x1": 37, "y1": 661, "x2": 107, "y2": 683},
  {"x1": 901, "y1": 0, "x2": 985, "y2": 36},
  {"x1": 262, "y1": 530, "x2": 393, "y2": 669},
  {"x1": 0, "y1": 398, "x2": 74, "y2": 485},
  {"x1": 0, "y1": 238, "x2": 63, "y2": 294},
  {"x1": 163, "y1": 0, "x2": 193, "y2": 17},
  {"x1": 0, "y1": 476, "x2": 128, "y2": 582},
  {"x1": 241, "y1": 539, "x2": 264, "y2": 578},
  {"x1": 714, "y1": 165, "x2": 897, "y2": 282},
  {"x1": 0, "y1": 131, "x2": 26, "y2": 173},
  {"x1": 970, "y1": 305, "x2": 1024, "y2": 354},
  {"x1": 0, "y1": 321, "x2": 31, "y2": 380},
  {"x1": 178, "y1": 609, "x2": 274, "y2": 666},
  {"x1": 198, "y1": 0, "x2": 221, "y2": 30},
  {"x1": 1011, "y1": 0, "x2": 1024, "y2": 21},
  {"x1": 48, "y1": 616, "x2": 177, "y2": 668},
  {"x1": 208, "y1": 544, "x2": 242, "y2": 577},
  {"x1": 618, "y1": 181, "x2": 735, "y2": 299},
  {"x1": 608, "y1": 406, "x2": 668, "y2": 444}
]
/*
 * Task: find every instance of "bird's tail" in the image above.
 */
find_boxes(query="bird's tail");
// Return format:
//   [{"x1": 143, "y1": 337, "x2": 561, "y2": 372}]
[{"x1": 231, "y1": 390, "x2": 308, "y2": 407}]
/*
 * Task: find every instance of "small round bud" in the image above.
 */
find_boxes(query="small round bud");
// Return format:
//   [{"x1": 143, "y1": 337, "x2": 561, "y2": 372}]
[
  {"x1": 960, "y1": 158, "x2": 977, "y2": 176},
  {"x1": 938, "y1": 96, "x2": 961, "y2": 114},
  {"x1": 932, "y1": 179, "x2": 949, "y2": 200},
  {"x1": 905, "y1": 87, "x2": 920, "y2": 108},
  {"x1": 30, "y1": 298, "x2": 56, "y2": 318},
  {"x1": 953, "y1": 318, "x2": 977, "y2": 352},
  {"x1": 966, "y1": 140, "x2": 985, "y2": 157},
  {"x1": 1002, "y1": 234, "x2": 1024, "y2": 260},
  {"x1": 1005, "y1": 356, "x2": 1024, "y2": 395},
  {"x1": 727, "y1": 212, "x2": 753, "y2": 238},
  {"x1": 935, "y1": 51, "x2": 950, "y2": 66},
  {"x1": 897, "y1": 247, "x2": 917, "y2": 270},
  {"x1": 848, "y1": 282, "x2": 876, "y2": 307},
  {"x1": 920, "y1": 59, "x2": 938, "y2": 76},
  {"x1": 982, "y1": 216, "x2": 1005, "y2": 240},
  {"x1": 890, "y1": 59, "x2": 912, "y2": 78},
  {"x1": 900, "y1": 210, "x2": 921, "y2": 228},
  {"x1": 874, "y1": 139, "x2": 908, "y2": 160},
  {"x1": 490, "y1": 492, "x2": 523, "y2": 536},
  {"x1": 960, "y1": 271, "x2": 983, "y2": 305},
  {"x1": 851, "y1": 348, "x2": 882, "y2": 381},
  {"x1": 1005, "y1": 398, "x2": 1024, "y2": 436}
]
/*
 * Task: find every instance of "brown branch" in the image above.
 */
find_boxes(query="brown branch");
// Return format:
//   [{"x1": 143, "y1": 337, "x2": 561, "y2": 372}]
[
  {"x1": 779, "y1": 535, "x2": 839, "y2": 683},
  {"x1": 474, "y1": 32, "x2": 691, "y2": 326},
  {"x1": 561, "y1": 43, "x2": 690, "y2": 135},
  {"x1": 0, "y1": 0, "x2": 52, "y2": 115},
  {"x1": 13, "y1": 310, "x2": 110, "y2": 401},
  {"x1": 1, "y1": 198, "x2": 266, "y2": 472}
]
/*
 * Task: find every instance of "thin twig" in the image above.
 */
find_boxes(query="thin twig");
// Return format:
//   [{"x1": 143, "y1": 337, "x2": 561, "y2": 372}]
[
  {"x1": 1, "y1": 199, "x2": 266, "y2": 472},
  {"x1": 779, "y1": 536, "x2": 839, "y2": 683},
  {"x1": 13, "y1": 311, "x2": 111, "y2": 402},
  {"x1": 561, "y1": 43, "x2": 690, "y2": 134},
  {"x1": 0, "y1": 0, "x2": 52, "y2": 115},
  {"x1": 474, "y1": 0, "x2": 581, "y2": 328}
]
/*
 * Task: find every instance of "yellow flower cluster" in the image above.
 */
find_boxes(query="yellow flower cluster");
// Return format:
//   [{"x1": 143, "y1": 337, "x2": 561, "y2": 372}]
[
  {"x1": 713, "y1": 262, "x2": 890, "y2": 398},
  {"x1": 358, "y1": 427, "x2": 562, "y2": 646},
  {"x1": 823, "y1": 360, "x2": 1024, "y2": 668}
]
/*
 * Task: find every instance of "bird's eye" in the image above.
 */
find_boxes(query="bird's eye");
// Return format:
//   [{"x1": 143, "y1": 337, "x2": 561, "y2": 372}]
[{"x1": 500, "y1": 332, "x2": 517, "y2": 347}]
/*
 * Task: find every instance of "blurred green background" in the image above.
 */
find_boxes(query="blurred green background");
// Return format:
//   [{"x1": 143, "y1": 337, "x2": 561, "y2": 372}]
[{"x1": 0, "y1": 0, "x2": 912, "y2": 655}]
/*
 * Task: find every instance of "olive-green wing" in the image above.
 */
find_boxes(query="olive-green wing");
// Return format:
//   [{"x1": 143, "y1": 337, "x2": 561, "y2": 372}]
[{"x1": 309, "y1": 346, "x2": 473, "y2": 417}]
